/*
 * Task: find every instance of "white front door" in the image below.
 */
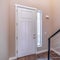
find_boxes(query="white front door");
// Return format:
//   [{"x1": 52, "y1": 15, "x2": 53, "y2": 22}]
[{"x1": 16, "y1": 6, "x2": 37, "y2": 57}]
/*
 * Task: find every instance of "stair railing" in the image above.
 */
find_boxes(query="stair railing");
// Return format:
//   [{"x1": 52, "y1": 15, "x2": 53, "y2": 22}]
[{"x1": 48, "y1": 29, "x2": 60, "y2": 60}]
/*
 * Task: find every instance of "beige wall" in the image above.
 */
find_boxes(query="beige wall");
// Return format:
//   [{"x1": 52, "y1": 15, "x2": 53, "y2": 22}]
[
  {"x1": 0, "y1": 0, "x2": 9, "y2": 60},
  {"x1": 9, "y1": 0, "x2": 53, "y2": 57},
  {"x1": 51, "y1": 0, "x2": 60, "y2": 52},
  {"x1": 0, "y1": 0, "x2": 60, "y2": 59},
  {"x1": 1, "y1": 0, "x2": 60, "y2": 59}
]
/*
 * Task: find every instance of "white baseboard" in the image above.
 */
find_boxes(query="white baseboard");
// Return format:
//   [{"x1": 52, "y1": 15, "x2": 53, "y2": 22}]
[
  {"x1": 36, "y1": 49, "x2": 48, "y2": 54},
  {"x1": 51, "y1": 48, "x2": 60, "y2": 55},
  {"x1": 9, "y1": 48, "x2": 60, "y2": 60},
  {"x1": 9, "y1": 57, "x2": 17, "y2": 60},
  {"x1": 36, "y1": 48, "x2": 60, "y2": 56},
  {"x1": 9, "y1": 50, "x2": 48, "y2": 60}
]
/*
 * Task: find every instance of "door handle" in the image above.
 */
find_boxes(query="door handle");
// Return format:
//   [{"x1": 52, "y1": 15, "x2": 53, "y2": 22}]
[{"x1": 33, "y1": 34, "x2": 36, "y2": 39}]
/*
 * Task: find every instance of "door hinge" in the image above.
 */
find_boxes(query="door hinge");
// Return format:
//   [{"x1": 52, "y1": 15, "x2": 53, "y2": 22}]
[
  {"x1": 16, "y1": 50, "x2": 18, "y2": 53},
  {"x1": 16, "y1": 37, "x2": 18, "y2": 40},
  {"x1": 16, "y1": 23, "x2": 18, "y2": 26}
]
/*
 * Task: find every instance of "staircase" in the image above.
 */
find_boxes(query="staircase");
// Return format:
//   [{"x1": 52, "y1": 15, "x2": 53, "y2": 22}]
[{"x1": 48, "y1": 29, "x2": 60, "y2": 60}]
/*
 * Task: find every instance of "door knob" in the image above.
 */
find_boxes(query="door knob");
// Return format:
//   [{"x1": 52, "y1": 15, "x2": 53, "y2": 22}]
[{"x1": 33, "y1": 34, "x2": 36, "y2": 39}]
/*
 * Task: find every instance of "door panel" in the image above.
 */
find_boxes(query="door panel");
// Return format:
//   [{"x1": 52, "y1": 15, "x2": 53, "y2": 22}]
[{"x1": 17, "y1": 7, "x2": 37, "y2": 57}]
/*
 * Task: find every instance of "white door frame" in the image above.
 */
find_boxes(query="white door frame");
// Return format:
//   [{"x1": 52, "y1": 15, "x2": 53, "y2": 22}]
[{"x1": 15, "y1": 4, "x2": 37, "y2": 58}]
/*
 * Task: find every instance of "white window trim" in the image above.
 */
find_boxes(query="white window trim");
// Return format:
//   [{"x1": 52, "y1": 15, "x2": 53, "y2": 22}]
[{"x1": 37, "y1": 10, "x2": 42, "y2": 47}]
